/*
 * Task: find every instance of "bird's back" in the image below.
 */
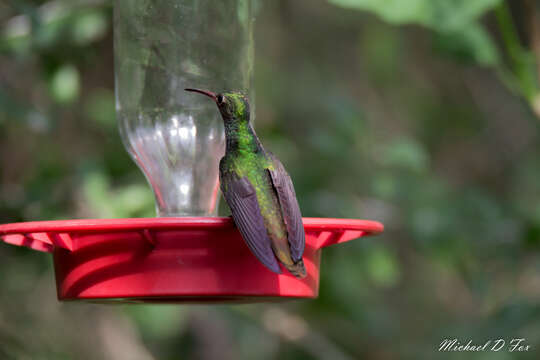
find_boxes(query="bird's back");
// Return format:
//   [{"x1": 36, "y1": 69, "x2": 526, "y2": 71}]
[{"x1": 220, "y1": 151, "x2": 299, "y2": 270}]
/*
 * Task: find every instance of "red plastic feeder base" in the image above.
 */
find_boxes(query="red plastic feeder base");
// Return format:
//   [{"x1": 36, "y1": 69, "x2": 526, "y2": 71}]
[{"x1": 0, "y1": 217, "x2": 383, "y2": 303}]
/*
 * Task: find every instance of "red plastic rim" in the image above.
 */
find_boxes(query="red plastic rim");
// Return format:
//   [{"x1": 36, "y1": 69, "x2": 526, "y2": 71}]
[
  {"x1": 0, "y1": 217, "x2": 383, "y2": 253},
  {"x1": 0, "y1": 217, "x2": 384, "y2": 303}
]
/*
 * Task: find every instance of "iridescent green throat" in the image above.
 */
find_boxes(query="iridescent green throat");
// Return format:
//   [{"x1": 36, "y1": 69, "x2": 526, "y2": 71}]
[
  {"x1": 223, "y1": 94, "x2": 261, "y2": 155},
  {"x1": 225, "y1": 120, "x2": 261, "y2": 154}
]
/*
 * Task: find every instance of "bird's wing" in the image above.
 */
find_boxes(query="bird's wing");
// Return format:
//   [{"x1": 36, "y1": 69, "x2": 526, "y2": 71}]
[
  {"x1": 267, "y1": 153, "x2": 305, "y2": 262},
  {"x1": 220, "y1": 161, "x2": 282, "y2": 274}
]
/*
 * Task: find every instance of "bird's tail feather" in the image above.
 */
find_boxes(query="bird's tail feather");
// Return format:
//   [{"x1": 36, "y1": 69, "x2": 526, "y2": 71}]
[{"x1": 286, "y1": 259, "x2": 307, "y2": 279}]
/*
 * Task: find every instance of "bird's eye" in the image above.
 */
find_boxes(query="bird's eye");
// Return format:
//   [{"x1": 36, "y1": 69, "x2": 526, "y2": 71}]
[{"x1": 217, "y1": 95, "x2": 225, "y2": 104}]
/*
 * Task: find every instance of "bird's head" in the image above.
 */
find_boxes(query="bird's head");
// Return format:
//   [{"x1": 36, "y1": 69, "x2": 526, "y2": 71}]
[{"x1": 185, "y1": 88, "x2": 250, "y2": 124}]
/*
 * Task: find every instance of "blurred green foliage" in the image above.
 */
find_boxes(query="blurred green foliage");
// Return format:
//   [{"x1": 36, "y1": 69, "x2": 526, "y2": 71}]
[
  {"x1": 1, "y1": 0, "x2": 540, "y2": 359},
  {"x1": 329, "y1": 0, "x2": 500, "y2": 31},
  {"x1": 330, "y1": 0, "x2": 540, "y2": 109},
  {"x1": 329, "y1": 0, "x2": 502, "y2": 65}
]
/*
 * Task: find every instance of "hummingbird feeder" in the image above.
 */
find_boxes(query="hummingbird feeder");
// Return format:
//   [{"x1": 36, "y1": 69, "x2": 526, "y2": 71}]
[{"x1": 0, "y1": 0, "x2": 383, "y2": 303}]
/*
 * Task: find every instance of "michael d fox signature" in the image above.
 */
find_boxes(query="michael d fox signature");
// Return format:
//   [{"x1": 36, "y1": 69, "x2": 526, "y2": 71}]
[{"x1": 439, "y1": 338, "x2": 531, "y2": 352}]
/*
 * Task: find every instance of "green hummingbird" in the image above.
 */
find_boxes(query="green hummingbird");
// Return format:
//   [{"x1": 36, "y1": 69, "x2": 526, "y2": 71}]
[{"x1": 185, "y1": 88, "x2": 306, "y2": 278}]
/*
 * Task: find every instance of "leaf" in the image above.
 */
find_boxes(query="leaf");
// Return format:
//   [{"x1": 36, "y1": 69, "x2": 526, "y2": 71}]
[
  {"x1": 434, "y1": 23, "x2": 500, "y2": 66},
  {"x1": 328, "y1": 0, "x2": 502, "y2": 32},
  {"x1": 329, "y1": 0, "x2": 502, "y2": 66},
  {"x1": 329, "y1": 0, "x2": 432, "y2": 25}
]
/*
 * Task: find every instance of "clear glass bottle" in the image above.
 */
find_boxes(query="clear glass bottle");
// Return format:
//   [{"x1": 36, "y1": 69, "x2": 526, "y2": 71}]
[{"x1": 114, "y1": 0, "x2": 254, "y2": 216}]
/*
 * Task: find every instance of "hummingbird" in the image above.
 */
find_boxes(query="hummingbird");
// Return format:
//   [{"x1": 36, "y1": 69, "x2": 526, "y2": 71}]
[{"x1": 185, "y1": 88, "x2": 306, "y2": 278}]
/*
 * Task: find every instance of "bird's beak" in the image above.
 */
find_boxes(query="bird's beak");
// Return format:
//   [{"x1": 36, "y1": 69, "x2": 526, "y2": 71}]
[{"x1": 185, "y1": 88, "x2": 217, "y2": 101}]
